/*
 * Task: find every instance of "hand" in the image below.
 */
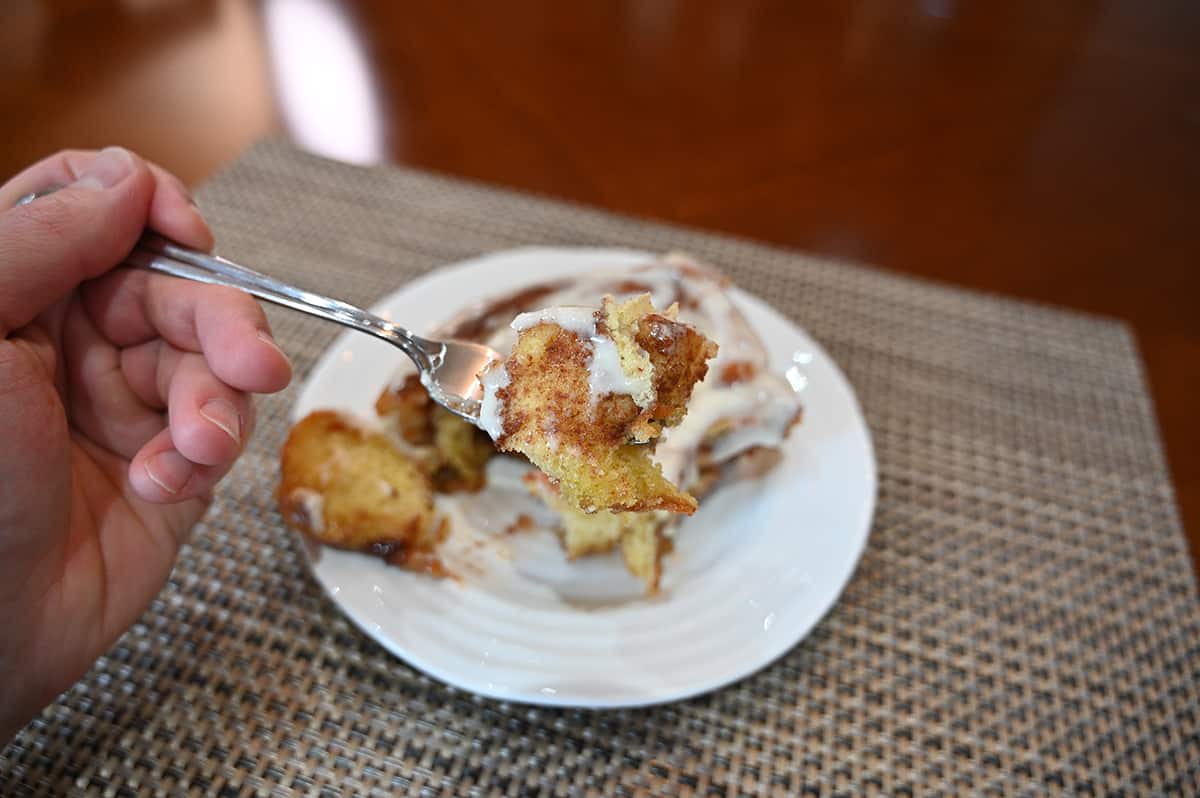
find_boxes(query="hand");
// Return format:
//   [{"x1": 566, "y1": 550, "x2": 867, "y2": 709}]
[{"x1": 0, "y1": 148, "x2": 292, "y2": 740}]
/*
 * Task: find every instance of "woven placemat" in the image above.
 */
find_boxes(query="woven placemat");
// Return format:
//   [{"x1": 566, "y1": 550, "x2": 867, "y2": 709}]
[{"x1": 3, "y1": 140, "x2": 1198, "y2": 796}]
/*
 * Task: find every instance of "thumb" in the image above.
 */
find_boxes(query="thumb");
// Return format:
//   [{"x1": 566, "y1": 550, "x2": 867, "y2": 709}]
[{"x1": 0, "y1": 147, "x2": 155, "y2": 338}]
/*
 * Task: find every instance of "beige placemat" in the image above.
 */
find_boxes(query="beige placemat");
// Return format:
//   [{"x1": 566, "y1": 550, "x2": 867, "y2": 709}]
[{"x1": 4, "y1": 140, "x2": 1198, "y2": 796}]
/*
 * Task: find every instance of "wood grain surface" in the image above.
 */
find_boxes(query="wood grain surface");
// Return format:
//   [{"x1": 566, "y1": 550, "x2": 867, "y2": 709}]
[{"x1": 2, "y1": 0, "x2": 1196, "y2": 572}]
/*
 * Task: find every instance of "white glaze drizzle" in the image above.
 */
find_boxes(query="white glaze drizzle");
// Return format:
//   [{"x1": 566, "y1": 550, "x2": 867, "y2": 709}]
[
  {"x1": 509, "y1": 305, "x2": 654, "y2": 410},
  {"x1": 445, "y1": 253, "x2": 801, "y2": 488},
  {"x1": 478, "y1": 363, "x2": 510, "y2": 440}
]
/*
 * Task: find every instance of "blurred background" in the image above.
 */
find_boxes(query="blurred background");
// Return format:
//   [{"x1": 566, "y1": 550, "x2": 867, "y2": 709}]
[{"x1": 2, "y1": 0, "x2": 1197, "y2": 568}]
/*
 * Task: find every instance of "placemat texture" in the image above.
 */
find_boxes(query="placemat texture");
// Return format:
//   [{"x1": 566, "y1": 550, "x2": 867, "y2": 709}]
[{"x1": 3, "y1": 139, "x2": 1198, "y2": 797}]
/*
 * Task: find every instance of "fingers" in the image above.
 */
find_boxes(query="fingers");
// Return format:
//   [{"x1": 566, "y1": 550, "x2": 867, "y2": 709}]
[
  {"x1": 82, "y1": 269, "x2": 292, "y2": 394},
  {"x1": 65, "y1": 297, "x2": 259, "y2": 470},
  {"x1": 0, "y1": 147, "x2": 212, "y2": 337},
  {"x1": 0, "y1": 148, "x2": 212, "y2": 250},
  {"x1": 0, "y1": 148, "x2": 151, "y2": 337},
  {"x1": 145, "y1": 161, "x2": 213, "y2": 251},
  {"x1": 128, "y1": 428, "x2": 235, "y2": 504},
  {"x1": 167, "y1": 352, "x2": 255, "y2": 467},
  {"x1": 123, "y1": 348, "x2": 259, "y2": 503},
  {"x1": 61, "y1": 300, "x2": 165, "y2": 460},
  {"x1": 118, "y1": 338, "x2": 168, "y2": 410},
  {"x1": 0, "y1": 149, "x2": 93, "y2": 208}
]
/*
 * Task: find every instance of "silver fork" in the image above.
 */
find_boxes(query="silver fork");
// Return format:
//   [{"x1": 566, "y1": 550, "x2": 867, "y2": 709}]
[{"x1": 125, "y1": 233, "x2": 501, "y2": 425}]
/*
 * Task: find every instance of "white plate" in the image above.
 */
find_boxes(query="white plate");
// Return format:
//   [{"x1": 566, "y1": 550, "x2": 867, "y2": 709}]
[{"x1": 292, "y1": 247, "x2": 876, "y2": 708}]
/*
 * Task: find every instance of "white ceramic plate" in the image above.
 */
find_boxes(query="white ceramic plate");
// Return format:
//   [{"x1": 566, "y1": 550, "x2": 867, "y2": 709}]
[{"x1": 292, "y1": 247, "x2": 876, "y2": 708}]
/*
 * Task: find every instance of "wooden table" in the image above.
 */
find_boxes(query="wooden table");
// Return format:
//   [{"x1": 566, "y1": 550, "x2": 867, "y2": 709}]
[{"x1": 3, "y1": 0, "x2": 1197, "y2": 573}]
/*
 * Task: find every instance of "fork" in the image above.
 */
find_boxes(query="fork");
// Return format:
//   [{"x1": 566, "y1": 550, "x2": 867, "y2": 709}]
[{"x1": 124, "y1": 233, "x2": 501, "y2": 425}]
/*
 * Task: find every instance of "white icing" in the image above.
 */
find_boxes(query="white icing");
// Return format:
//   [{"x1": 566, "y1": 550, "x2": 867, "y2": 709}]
[
  {"x1": 652, "y1": 376, "x2": 793, "y2": 486},
  {"x1": 588, "y1": 335, "x2": 647, "y2": 406},
  {"x1": 478, "y1": 363, "x2": 510, "y2": 440},
  {"x1": 509, "y1": 304, "x2": 654, "y2": 409},
  {"x1": 290, "y1": 488, "x2": 326, "y2": 534},
  {"x1": 445, "y1": 254, "x2": 801, "y2": 497},
  {"x1": 511, "y1": 306, "x2": 597, "y2": 336}
]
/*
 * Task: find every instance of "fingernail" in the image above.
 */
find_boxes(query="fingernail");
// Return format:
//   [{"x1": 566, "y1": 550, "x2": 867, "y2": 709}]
[
  {"x1": 200, "y1": 398, "x2": 241, "y2": 445},
  {"x1": 75, "y1": 146, "x2": 135, "y2": 190},
  {"x1": 145, "y1": 450, "x2": 191, "y2": 495},
  {"x1": 258, "y1": 329, "x2": 290, "y2": 361}
]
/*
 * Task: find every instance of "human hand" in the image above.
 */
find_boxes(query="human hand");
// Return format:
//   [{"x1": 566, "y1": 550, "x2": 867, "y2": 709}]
[{"x1": 0, "y1": 148, "x2": 292, "y2": 740}]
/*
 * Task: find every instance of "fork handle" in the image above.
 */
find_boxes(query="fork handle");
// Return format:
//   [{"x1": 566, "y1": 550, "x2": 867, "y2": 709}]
[{"x1": 125, "y1": 233, "x2": 440, "y2": 371}]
